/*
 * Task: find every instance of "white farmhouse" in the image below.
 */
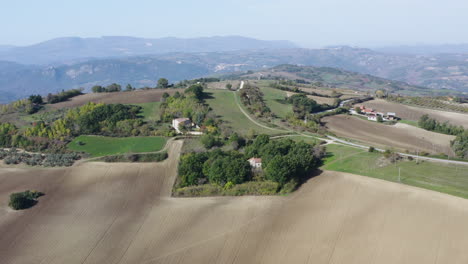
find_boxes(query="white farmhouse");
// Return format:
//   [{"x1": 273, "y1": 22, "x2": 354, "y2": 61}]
[
  {"x1": 248, "y1": 158, "x2": 262, "y2": 169},
  {"x1": 172, "y1": 118, "x2": 192, "y2": 133}
]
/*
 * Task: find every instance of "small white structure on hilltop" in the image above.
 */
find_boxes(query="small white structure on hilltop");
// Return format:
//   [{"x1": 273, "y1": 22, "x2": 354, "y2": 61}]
[
  {"x1": 172, "y1": 118, "x2": 192, "y2": 133},
  {"x1": 248, "y1": 157, "x2": 262, "y2": 169}
]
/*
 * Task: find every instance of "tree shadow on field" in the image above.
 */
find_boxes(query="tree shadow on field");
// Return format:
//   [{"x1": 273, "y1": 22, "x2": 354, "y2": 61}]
[
  {"x1": 294, "y1": 169, "x2": 325, "y2": 192},
  {"x1": 202, "y1": 92, "x2": 215, "y2": 100}
]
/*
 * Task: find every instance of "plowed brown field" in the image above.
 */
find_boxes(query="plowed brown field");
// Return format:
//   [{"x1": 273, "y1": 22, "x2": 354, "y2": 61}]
[
  {"x1": 358, "y1": 99, "x2": 468, "y2": 128},
  {"x1": 49, "y1": 89, "x2": 184, "y2": 108},
  {"x1": 323, "y1": 115, "x2": 455, "y2": 155},
  {"x1": 2, "y1": 140, "x2": 468, "y2": 263}
]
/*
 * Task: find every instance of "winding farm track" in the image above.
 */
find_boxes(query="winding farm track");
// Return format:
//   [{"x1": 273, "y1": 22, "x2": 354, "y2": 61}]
[
  {"x1": 233, "y1": 86, "x2": 468, "y2": 166},
  {"x1": 2, "y1": 141, "x2": 468, "y2": 263}
]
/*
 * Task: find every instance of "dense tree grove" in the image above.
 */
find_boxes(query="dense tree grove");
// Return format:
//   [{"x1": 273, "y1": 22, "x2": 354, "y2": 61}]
[
  {"x1": 47, "y1": 88, "x2": 83, "y2": 103},
  {"x1": 160, "y1": 85, "x2": 209, "y2": 125},
  {"x1": 239, "y1": 83, "x2": 273, "y2": 118},
  {"x1": 9, "y1": 190, "x2": 44, "y2": 210},
  {"x1": 286, "y1": 94, "x2": 322, "y2": 119},
  {"x1": 178, "y1": 135, "x2": 324, "y2": 192},
  {"x1": 418, "y1": 114, "x2": 464, "y2": 136},
  {"x1": 24, "y1": 103, "x2": 141, "y2": 140},
  {"x1": 178, "y1": 150, "x2": 251, "y2": 187}
]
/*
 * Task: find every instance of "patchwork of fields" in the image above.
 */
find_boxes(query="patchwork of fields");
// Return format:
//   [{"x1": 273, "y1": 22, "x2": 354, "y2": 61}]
[{"x1": 2, "y1": 141, "x2": 468, "y2": 263}]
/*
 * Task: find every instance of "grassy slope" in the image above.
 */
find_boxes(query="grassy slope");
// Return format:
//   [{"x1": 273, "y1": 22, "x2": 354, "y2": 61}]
[
  {"x1": 205, "y1": 89, "x2": 282, "y2": 135},
  {"x1": 68, "y1": 135, "x2": 166, "y2": 157},
  {"x1": 259, "y1": 86, "x2": 292, "y2": 119},
  {"x1": 322, "y1": 144, "x2": 468, "y2": 199},
  {"x1": 131, "y1": 102, "x2": 161, "y2": 122}
]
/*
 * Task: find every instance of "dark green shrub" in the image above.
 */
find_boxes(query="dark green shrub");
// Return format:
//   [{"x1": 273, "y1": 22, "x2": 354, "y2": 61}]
[{"x1": 9, "y1": 190, "x2": 44, "y2": 210}]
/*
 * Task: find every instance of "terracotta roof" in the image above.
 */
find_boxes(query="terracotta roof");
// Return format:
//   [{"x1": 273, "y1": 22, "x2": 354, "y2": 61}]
[{"x1": 248, "y1": 158, "x2": 262, "y2": 163}]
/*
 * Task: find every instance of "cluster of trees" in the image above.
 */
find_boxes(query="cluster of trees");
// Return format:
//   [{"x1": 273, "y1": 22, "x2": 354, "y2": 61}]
[
  {"x1": 47, "y1": 88, "x2": 83, "y2": 103},
  {"x1": 245, "y1": 135, "x2": 324, "y2": 185},
  {"x1": 451, "y1": 130, "x2": 468, "y2": 159},
  {"x1": 0, "y1": 123, "x2": 29, "y2": 148},
  {"x1": 1, "y1": 89, "x2": 85, "y2": 115},
  {"x1": 285, "y1": 94, "x2": 322, "y2": 119},
  {"x1": 178, "y1": 135, "x2": 324, "y2": 193},
  {"x1": 160, "y1": 85, "x2": 209, "y2": 126},
  {"x1": 1, "y1": 98, "x2": 42, "y2": 114},
  {"x1": 92, "y1": 83, "x2": 123, "y2": 93},
  {"x1": 24, "y1": 103, "x2": 142, "y2": 140},
  {"x1": 239, "y1": 83, "x2": 273, "y2": 118},
  {"x1": 8, "y1": 190, "x2": 44, "y2": 210},
  {"x1": 418, "y1": 114, "x2": 464, "y2": 136},
  {"x1": 178, "y1": 150, "x2": 251, "y2": 187}
]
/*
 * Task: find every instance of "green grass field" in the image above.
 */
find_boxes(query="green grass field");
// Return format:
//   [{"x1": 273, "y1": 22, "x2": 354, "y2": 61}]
[
  {"x1": 68, "y1": 135, "x2": 167, "y2": 157},
  {"x1": 205, "y1": 89, "x2": 283, "y2": 135},
  {"x1": 259, "y1": 86, "x2": 292, "y2": 119},
  {"x1": 130, "y1": 102, "x2": 161, "y2": 122},
  {"x1": 322, "y1": 144, "x2": 468, "y2": 199}
]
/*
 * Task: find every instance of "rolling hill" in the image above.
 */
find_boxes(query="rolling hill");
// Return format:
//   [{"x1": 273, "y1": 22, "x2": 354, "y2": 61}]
[{"x1": 2, "y1": 43, "x2": 468, "y2": 103}]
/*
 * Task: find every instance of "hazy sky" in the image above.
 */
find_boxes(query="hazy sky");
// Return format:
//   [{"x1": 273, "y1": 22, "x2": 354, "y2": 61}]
[{"x1": 2, "y1": 0, "x2": 467, "y2": 47}]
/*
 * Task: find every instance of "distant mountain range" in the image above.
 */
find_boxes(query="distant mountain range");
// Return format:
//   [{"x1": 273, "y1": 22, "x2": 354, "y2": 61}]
[
  {"x1": 1, "y1": 36, "x2": 468, "y2": 103},
  {"x1": 0, "y1": 36, "x2": 297, "y2": 65}
]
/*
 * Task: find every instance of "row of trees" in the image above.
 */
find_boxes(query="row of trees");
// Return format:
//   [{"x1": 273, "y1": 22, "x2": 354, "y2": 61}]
[
  {"x1": 92, "y1": 78, "x2": 172, "y2": 93},
  {"x1": 46, "y1": 88, "x2": 83, "y2": 104},
  {"x1": 418, "y1": 114, "x2": 465, "y2": 136}
]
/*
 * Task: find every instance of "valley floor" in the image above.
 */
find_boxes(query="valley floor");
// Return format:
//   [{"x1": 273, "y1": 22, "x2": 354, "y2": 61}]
[{"x1": 2, "y1": 141, "x2": 468, "y2": 263}]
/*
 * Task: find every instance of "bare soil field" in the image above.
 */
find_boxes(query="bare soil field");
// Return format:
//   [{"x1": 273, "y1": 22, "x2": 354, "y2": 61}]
[
  {"x1": 49, "y1": 89, "x2": 184, "y2": 109},
  {"x1": 323, "y1": 115, "x2": 455, "y2": 155},
  {"x1": 358, "y1": 99, "x2": 468, "y2": 128},
  {"x1": 3, "y1": 141, "x2": 468, "y2": 263}
]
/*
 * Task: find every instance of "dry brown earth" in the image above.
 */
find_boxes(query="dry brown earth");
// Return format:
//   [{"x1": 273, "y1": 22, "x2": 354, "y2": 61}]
[
  {"x1": 358, "y1": 99, "x2": 468, "y2": 128},
  {"x1": 49, "y1": 89, "x2": 184, "y2": 109},
  {"x1": 323, "y1": 115, "x2": 455, "y2": 155},
  {"x1": 2, "y1": 140, "x2": 468, "y2": 263}
]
